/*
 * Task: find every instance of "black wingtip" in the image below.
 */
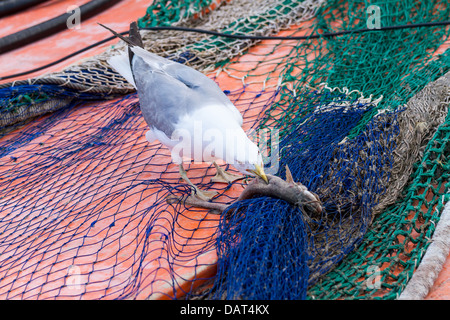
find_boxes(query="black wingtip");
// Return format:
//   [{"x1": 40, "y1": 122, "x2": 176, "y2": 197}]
[
  {"x1": 98, "y1": 22, "x2": 144, "y2": 49},
  {"x1": 98, "y1": 22, "x2": 134, "y2": 46},
  {"x1": 128, "y1": 21, "x2": 144, "y2": 48}
]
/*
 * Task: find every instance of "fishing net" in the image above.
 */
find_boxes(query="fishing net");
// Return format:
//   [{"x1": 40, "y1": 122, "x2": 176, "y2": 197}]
[{"x1": 0, "y1": 0, "x2": 450, "y2": 300}]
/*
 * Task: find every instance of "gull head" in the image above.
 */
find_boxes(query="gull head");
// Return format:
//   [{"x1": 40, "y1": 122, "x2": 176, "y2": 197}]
[{"x1": 231, "y1": 138, "x2": 268, "y2": 184}]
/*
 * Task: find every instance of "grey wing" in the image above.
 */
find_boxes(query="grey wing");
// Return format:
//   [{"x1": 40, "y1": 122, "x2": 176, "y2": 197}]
[
  {"x1": 130, "y1": 47, "x2": 243, "y2": 125},
  {"x1": 163, "y1": 63, "x2": 243, "y2": 125},
  {"x1": 132, "y1": 56, "x2": 195, "y2": 137}
]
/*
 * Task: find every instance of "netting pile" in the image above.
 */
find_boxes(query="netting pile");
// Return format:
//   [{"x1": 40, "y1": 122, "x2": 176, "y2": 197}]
[{"x1": 0, "y1": 0, "x2": 450, "y2": 300}]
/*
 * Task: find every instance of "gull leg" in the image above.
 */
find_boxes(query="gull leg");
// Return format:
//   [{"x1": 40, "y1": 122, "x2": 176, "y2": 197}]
[
  {"x1": 210, "y1": 161, "x2": 243, "y2": 184},
  {"x1": 179, "y1": 164, "x2": 218, "y2": 201}
]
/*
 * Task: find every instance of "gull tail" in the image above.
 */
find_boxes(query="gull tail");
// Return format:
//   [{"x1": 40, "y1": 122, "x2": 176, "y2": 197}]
[
  {"x1": 98, "y1": 22, "x2": 143, "y2": 48},
  {"x1": 99, "y1": 22, "x2": 144, "y2": 89}
]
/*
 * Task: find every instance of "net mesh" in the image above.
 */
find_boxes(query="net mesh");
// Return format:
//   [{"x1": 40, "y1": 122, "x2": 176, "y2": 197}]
[{"x1": 0, "y1": 0, "x2": 450, "y2": 300}]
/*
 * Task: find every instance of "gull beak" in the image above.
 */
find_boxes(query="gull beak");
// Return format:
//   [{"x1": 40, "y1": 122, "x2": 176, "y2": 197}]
[{"x1": 248, "y1": 164, "x2": 269, "y2": 184}]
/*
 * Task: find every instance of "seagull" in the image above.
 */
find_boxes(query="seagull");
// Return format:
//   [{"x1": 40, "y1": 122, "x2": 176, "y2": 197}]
[{"x1": 99, "y1": 22, "x2": 268, "y2": 201}]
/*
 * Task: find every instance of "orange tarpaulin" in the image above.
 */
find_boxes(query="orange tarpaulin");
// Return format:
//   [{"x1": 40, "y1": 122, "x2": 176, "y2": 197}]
[{"x1": 0, "y1": 0, "x2": 449, "y2": 300}]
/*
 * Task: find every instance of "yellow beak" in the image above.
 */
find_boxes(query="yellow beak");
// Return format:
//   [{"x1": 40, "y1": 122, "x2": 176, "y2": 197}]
[{"x1": 248, "y1": 164, "x2": 269, "y2": 184}]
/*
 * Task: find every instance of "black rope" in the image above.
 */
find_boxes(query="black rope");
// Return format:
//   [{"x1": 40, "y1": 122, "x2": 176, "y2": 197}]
[
  {"x1": 0, "y1": 0, "x2": 49, "y2": 18},
  {"x1": 0, "y1": 34, "x2": 126, "y2": 81},
  {"x1": 1, "y1": 20, "x2": 450, "y2": 81},
  {"x1": 141, "y1": 20, "x2": 450, "y2": 40},
  {"x1": 0, "y1": 0, "x2": 123, "y2": 54}
]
